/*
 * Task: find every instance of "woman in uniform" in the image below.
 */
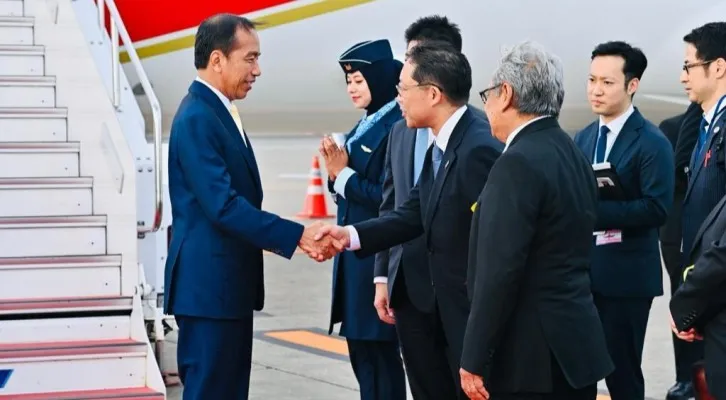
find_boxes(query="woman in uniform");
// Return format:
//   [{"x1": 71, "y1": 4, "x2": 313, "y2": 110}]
[{"x1": 319, "y1": 38, "x2": 406, "y2": 400}]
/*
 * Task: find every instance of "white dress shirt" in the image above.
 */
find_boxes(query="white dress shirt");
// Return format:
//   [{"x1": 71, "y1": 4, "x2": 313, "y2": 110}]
[
  {"x1": 595, "y1": 104, "x2": 634, "y2": 161},
  {"x1": 503, "y1": 115, "x2": 550, "y2": 152},
  {"x1": 345, "y1": 105, "x2": 467, "y2": 284},
  {"x1": 195, "y1": 76, "x2": 248, "y2": 146},
  {"x1": 702, "y1": 96, "x2": 726, "y2": 130}
]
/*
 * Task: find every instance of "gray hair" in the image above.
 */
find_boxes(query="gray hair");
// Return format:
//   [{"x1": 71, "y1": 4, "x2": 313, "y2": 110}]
[{"x1": 491, "y1": 41, "x2": 565, "y2": 117}]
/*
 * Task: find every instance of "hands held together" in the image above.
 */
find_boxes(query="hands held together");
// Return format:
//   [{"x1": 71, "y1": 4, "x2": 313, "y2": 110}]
[
  {"x1": 297, "y1": 222, "x2": 352, "y2": 262},
  {"x1": 669, "y1": 313, "x2": 703, "y2": 342}
]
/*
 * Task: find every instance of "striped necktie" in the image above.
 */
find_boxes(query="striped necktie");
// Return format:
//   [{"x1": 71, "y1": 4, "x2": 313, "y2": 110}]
[{"x1": 229, "y1": 103, "x2": 248, "y2": 147}]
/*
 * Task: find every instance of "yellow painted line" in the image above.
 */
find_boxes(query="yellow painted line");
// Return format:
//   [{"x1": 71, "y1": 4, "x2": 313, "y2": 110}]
[
  {"x1": 262, "y1": 329, "x2": 615, "y2": 399},
  {"x1": 120, "y1": 0, "x2": 375, "y2": 63},
  {"x1": 264, "y1": 329, "x2": 348, "y2": 356}
]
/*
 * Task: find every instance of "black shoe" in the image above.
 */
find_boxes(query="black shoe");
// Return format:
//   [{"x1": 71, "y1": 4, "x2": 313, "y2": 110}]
[{"x1": 666, "y1": 381, "x2": 694, "y2": 400}]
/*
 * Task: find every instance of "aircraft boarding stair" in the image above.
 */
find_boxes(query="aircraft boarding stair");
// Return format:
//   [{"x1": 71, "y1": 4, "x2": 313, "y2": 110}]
[{"x1": 0, "y1": 0, "x2": 165, "y2": 398}]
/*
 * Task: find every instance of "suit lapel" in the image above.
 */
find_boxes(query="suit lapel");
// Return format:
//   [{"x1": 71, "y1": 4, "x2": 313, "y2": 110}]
[
  {"x1": 689, "y1": 195, "x2": 726, "y2": 259},
  {"x1": 606, "y1": 109, "x2": 644, "y2": 167},
  {"x1": 189, "y1": 81, "x2": 263, "y2": 197},
  {"x1": 402, "y1": 127, "x2": 416, "y2": 190},
  {"x1": 687, "y1": 113, "x2": 726, "y2": 198},
  {"x1": 351, "y1": 105, "x2": 401, "y2": 174},
  {"x1": 584, "y1": 124, "x2": 598, "y2": 163},
  {"x1": 424, "y1": 110, "x2": 472, "y2": 229}
]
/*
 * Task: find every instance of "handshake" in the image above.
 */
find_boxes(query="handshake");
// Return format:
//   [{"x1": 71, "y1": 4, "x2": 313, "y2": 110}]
[{"x1": 297, "y1": 222, "x2": 352, "y2": 261}]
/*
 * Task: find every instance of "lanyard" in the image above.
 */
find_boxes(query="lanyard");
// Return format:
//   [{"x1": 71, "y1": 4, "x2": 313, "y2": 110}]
[{"x1": 706, "y1": 94, "x2": 726, "y2": 136}]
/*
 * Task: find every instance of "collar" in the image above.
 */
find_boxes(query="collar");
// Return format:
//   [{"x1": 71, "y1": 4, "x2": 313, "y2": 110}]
[
  {"x1": 503, "y1": 115, "x2": 549, "y2": 152},
  {"x1": 598, "y1": 103, "x2": 634, "y2": 136},
  {"x1": 195, "y1": 76, "x2": 231, "y2": 109},
  {"x1": 433, "y1": 105, "x2": 467, "y2": 152},
  {"x1": 416, "y1": 128, "x2": 436, "y2": 147},
  {"x1": 703, "y1": 94, "x2": 726, "y2": 126}
]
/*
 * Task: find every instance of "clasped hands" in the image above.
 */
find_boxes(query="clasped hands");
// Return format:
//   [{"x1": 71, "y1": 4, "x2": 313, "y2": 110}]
[
  {"x1": 297, "y1": 222, "x2": 352, "y2": 262},
  {"x1": 669, "y1": 313, "x2": 703, "y2": 342}
]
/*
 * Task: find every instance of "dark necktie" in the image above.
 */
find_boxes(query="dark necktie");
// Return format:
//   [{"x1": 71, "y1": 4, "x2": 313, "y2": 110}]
[
  {"x1": 432, "y1": 143, "x2": 443, "y2": 178},
  {"x1": 595, "y1": 125, "x2": 610, "y2": 163},
  {"x1": 695, "y1": 117, "x2": 709, "y2": 162}
]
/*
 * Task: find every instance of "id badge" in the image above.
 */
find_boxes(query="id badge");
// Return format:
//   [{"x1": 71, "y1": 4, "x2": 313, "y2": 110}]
[{"x1": 596, "y1": 230, "x2": 622, "y2": 246}]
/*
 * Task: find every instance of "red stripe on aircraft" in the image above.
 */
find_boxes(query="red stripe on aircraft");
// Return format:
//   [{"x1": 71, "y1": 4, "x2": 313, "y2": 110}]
[{"x1": 101, "y1": 0, "x2": 295, "y2": 42}]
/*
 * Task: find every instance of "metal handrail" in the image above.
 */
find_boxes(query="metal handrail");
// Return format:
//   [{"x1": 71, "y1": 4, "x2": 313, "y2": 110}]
[{"x1": 96, "y1": 0, "x2": 163, "y2": 233}]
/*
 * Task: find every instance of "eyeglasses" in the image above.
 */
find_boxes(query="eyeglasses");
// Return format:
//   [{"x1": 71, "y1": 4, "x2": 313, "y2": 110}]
[
  {"x1": 396, "y1": 82, "x2": 442, "y2": 94},
  {"x1": 479, "y1": 84, "x2": 502, "y2": 104},
  {"x1": 683, "y1": 60, "x2": 713, "y2": 74}
]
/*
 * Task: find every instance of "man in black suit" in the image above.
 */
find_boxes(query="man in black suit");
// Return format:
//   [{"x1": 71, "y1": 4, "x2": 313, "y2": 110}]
[
  {"x1": 670, "y1": 193, "x2": 726, "y2": 400},
  {"x1": 459, "y1": 41, "x2": 613, "y2": 400},
  {"x1": 372, "y1": 15, "x2": 490, "y2": 400},
  {"x1": 670, "y1": 22, "x2": 726, "y2": 399},
  {"x1": 314, "y1": 41, "x2": 503, "y2": 398},
  {"x1": 660, "y1": 102, "x2": 703, "y2": 400}
]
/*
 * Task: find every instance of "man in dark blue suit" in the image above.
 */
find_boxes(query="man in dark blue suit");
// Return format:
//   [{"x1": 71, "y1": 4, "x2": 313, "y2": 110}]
[
  {"x1": 164, "y1": 14, "x2": 333, "y2": 400},
  {"x1": 574, "y1": 41, "x2": 674, "y2": 400},
  {"x1": 668, "y1": 22, "x2": 726, "y2": 400},
  {"x1": 659, "y1": 102, "x2": 703, "y2": 400},
  {"x1": 372, "y1": 15, "x2": 491, "y2": 400}
]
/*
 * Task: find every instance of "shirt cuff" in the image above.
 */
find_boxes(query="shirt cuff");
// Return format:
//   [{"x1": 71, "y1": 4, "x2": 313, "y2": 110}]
[
  {"x1": 333, "y1": 167, "x2": 356, "y2": 198},
  {"x1": 346, "y1": 225, "x2": 361, "y2": 251},
  {"x1": 373, "y1": 277, "x2": 388, "y2": 284}
]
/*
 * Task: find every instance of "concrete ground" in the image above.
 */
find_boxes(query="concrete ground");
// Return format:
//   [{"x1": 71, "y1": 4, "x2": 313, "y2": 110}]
[{"x1": 159, "y1": 136, "x2": 678, "y2": 400}]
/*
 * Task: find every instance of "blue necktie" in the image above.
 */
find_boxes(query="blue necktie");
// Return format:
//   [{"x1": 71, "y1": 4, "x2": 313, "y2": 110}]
[
  {"x1": 695, "y1": 117, "x2": 709, "y2": 162},
  {"x1": 413, "y1": 129, "x2": 428, "y2": 184},
  {"x1": 595, "y1": 125, "x2": 610, "y2": 163},
  {"x1": 432, "y1": 143, "x2": 443, "y2": 178}
]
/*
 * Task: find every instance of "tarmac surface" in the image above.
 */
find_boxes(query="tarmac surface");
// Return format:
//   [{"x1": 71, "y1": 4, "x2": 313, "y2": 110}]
[{"x1": 160, "y1": 136, "x2": 677, "y2": 400}]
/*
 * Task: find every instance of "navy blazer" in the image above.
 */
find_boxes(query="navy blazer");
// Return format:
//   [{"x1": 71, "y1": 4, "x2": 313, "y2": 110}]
[
  {"x1": 164, "y1": 81, "x2": 304, "y2": 320},
  {"x1": 682, "y1": 109, "x2": 726, "y2": 264},
  {"x1": 327, "y1": 104, "x2": 402, "y2": 341},
  {"x1": 574, "y1": 108, "x2": 674, "y2": 298}
]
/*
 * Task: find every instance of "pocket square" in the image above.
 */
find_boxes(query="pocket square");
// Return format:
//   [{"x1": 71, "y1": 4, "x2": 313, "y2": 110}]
[
  {"x1": 361, "y1": 145, "x2": 372, "y2": 153},
  {"x1": 471, "y1": 202, "x2": 478, "y2": 212}
]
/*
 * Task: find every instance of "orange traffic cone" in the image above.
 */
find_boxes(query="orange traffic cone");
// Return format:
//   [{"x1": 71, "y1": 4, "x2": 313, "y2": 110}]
[{"x1": 297, "y1": 156, "x2": 335, "y2": 219}]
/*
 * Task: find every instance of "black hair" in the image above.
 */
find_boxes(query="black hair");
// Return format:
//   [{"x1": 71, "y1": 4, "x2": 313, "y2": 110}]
[
  {"x1": 404, "y1": 15, "x2": 462, "y2": 52},
  {"x1": 683, "y1": 22, "x2": 726, "y2": 64},
  {"x1": 591, "y1": 41, "x2": 648, "y2": 88},
  {"x1": 194, "y1": 14, "x2": 257, "y2": 69},
  {"x1": 407, "y1": 41, "x2": 471, "y2": 106}
]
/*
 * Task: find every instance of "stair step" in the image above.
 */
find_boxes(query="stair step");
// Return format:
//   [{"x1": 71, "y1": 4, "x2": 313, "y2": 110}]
[
  {"x1": 0, "y1": 254, "x2": 121, "y2": 301},
  {"x1": 0, "y1": 216, "x2": 107, "y2": 257},
  {"x1": 0, "y1": 44, "x2": 42, "y2": 52},
  {"x1": 0, "y1": 176, "x2": 89, "y2": 187},
  {"x1": 0, "y1": 314, "x2": 131, "y2": 344},
  {"x1": 0, "y1": 387, "x2": 165, "y2": 400},
  {"x1": 0, "y1": 0, "x2": 25, "y2": 17},
  {"x1": 0, "y1": 76, "x2": 55, "y2": 108},
  {"x1": 0, "y1": 16, "x2": 32, "y2": 45},
  {"x1": 0, "y1": 177, "x2": 92, "y2": 217},
  {"x1": 0, "y1": 107, "x2": 68, "y2": 142},
  {"x1": 0, "y1": 338, "x2": 145, "y2": 360},
  {"x1": 0, "y1": 15, "x2": 31, "y2": 23},
  {"x1": 0, "y1": 295, "x2": 132, "y2": 316},
  {"x1": 0, "y1": 339, "x2": 148, "y2": 395},
  {"x1": 0, "y1": 44, "x2": 43, "y2": 75}
]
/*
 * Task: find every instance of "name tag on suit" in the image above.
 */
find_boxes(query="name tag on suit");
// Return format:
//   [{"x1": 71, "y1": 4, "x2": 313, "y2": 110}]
[{"x1": 595, "y1": 229, "x2": 622, "y2": 245}]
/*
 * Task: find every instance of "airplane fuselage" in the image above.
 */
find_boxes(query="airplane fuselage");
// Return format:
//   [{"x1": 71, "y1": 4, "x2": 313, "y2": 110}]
[{"x1": 116, "y1": 0, "x2": 724, "y2": 134}]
